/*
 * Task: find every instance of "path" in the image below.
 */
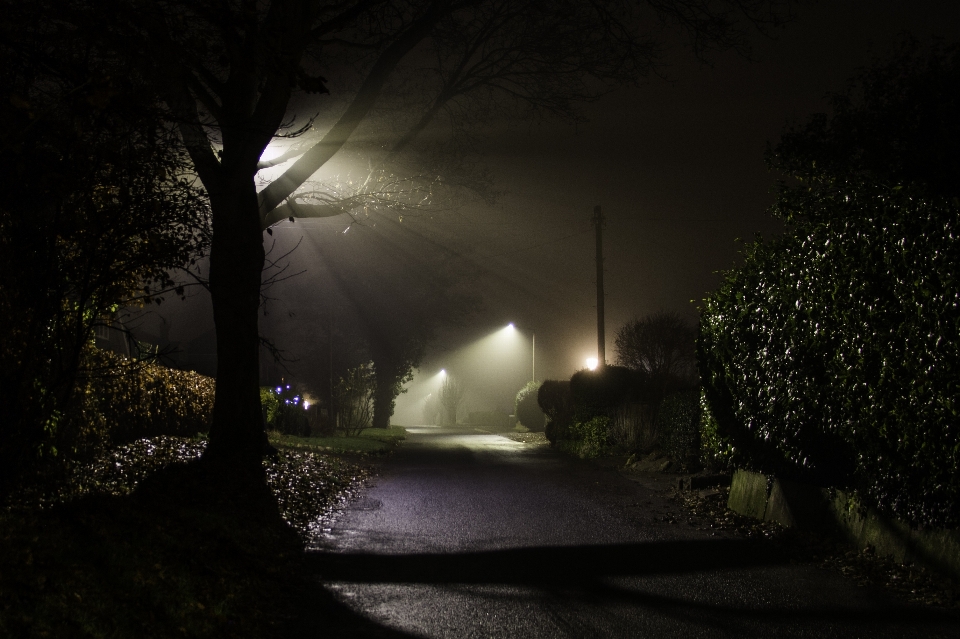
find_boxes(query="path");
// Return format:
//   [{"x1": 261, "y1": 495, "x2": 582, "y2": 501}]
[{"x1": 302, "y1": 427, "x2": 959, "y2": 638}]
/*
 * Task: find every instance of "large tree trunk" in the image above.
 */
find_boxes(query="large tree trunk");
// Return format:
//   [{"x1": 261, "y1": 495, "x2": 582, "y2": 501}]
[{"x1": 203, "y1": 175, "x2": 269, "y2": 470}]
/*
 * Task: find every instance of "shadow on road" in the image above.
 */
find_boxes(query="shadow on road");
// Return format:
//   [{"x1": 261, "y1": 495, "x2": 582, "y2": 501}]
[{"x1": 301, "y1": 538, "x2": 960, "y2": 636}]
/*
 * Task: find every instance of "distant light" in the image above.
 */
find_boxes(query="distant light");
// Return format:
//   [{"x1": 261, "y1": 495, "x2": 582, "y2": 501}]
[
  {"x1": 507, "y1": 323, "x2": 515, "y2": 330},
  {"x1": 586, "y1": 357, "x2": 598, "y2": 370},
  {"x1": 276, "y1": 387, "x2": 281, "y2": 393},
  {"x1": 440, "y1": 369, "x2": 446, "y2": 376},
  {"x1": 303, "y1": 401, "x2": 310, "y2": 410},
  {"x1": 286, "y1": 385, "x2": 290, "y2": 389}
]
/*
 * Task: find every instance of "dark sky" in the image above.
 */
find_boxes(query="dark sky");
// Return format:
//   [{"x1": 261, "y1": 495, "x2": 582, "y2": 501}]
[{"x1": 141, "y1": 0, "x2": 960, "y2": 421}]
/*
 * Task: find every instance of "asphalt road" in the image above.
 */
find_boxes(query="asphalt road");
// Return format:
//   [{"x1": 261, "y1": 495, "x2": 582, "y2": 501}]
[{"x1": 302, "y1": 427, "x2": 960, "y2": 638}]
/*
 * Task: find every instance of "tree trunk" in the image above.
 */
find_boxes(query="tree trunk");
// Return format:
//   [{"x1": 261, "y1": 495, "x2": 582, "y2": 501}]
[
  {"x1": 372, "y1": 362, "x2": 397, "y2": 430},
  {"x1": 202, "y1": 175, "x2": 269, "y2": 470}
]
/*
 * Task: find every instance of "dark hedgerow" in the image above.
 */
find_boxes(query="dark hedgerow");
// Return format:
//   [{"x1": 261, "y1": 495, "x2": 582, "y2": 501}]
[
  {"x1": 538, "y1": 379, "x2": 573, "y2": 444},
  {"x1": 698, "y1": 191, "x2": 960, "y2": 529},
  {"x1": 569, "y1": 365, "x2": 640, "y2": 421}
]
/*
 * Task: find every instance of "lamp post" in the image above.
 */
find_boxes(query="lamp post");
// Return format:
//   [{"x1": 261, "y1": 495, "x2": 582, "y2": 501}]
[{"x1": 508, "y1": 323, "x2": 535, "y2": 383}]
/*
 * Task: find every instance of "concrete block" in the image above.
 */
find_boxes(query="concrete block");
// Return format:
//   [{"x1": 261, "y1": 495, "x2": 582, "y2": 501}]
[
  {"x1": 727, "y1": 470, "x2": 769, "y2": 520},
  {"x1": 726, "y1": 470, "x2": 960, "y2": 581}
]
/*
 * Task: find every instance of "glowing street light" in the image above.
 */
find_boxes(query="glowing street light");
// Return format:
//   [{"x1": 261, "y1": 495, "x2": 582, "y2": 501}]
[{"x1": 586, "y1": 357, "x2": 599, "y2": 371}]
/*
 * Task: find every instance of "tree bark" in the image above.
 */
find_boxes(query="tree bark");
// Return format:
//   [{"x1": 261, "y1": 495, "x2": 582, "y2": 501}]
[{"x1": 202, "y1": 174, "x2": 270, "y2": 469}]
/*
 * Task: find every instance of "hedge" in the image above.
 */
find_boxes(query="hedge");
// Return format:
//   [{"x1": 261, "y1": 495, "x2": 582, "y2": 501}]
[
  {"x1": 515, "y1": 381, "x2": 545, "y2": 431},
  {"x1": 53, "y1": 348, "x2": 215, "y2": 464},
  {"x1": 698, "y1": 191, "x2": 960, "y2": 528}
]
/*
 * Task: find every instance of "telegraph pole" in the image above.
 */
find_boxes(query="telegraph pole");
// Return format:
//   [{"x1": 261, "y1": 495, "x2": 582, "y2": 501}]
[{"x1": 593, "y1": 205, "x2": 606, "y2": 367}]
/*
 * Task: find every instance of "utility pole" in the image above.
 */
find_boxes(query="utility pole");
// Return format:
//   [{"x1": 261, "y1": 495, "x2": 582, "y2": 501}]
[
  {"x1": 593, "y1": 205, "x2": 606, "y2": 367},
  {"x1": 532, "y1": 332, "x2": 536, "y2": 383}
]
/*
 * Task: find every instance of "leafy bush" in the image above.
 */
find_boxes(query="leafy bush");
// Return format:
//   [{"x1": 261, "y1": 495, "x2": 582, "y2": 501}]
[
  {"x1": 699, "y1": 196, "x2": 960, "y2": 527},
  {"x1": 700, "y1": 41, "x2": 960, "y2": 529},
  {"x1": 23, "y1": 347, "x2": 216, "y2": 485},
  {"x1": 560, "y1": 416, "x2": 609, "y2": 459},
  {"x1": 514, "y1": 381, "x2": 545, "y2": 431},
  {"x1": 260, "y1": 387, "x2": 279, "y2": 425},
  {"x1": 698, "y1": 390, "x2": 733, "y2": 473}
]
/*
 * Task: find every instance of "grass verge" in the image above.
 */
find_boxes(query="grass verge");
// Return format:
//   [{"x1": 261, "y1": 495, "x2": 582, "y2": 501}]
[{"x1": 268, "y1": 426, "x2": 407, "y2": 456}]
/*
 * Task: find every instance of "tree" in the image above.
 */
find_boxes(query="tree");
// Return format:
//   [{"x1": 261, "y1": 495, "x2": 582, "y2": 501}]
[
  {"x1": 334, "y1": 364, "x2": 376, "y2": 436},
  {"x1": 318, "y1": 220, "x2": 478, "y2": 430},
  {"x1": 438, "y1": 374, "x2": 466, "y2": 426},
  {"x1": 767, "y1": 37, "x2": 960, "y2": 223},
  {"x1": 57, "y1": 0, "x2": 790, "y2": 472},
  {"x1": 614, "y1": 311, "x2": 697, "y2": 402},
  {"x1": 0, "y1": 6, "x2": 209, "y2": 494}
]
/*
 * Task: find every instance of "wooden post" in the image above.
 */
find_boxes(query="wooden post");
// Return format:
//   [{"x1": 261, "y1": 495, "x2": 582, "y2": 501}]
[{"x1": 593, "y1": 205, "x2": 606, "y2": 366}]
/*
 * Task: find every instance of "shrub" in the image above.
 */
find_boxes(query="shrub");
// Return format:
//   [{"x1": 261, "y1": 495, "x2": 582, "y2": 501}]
[
  {"x1": 335, "y1": 365, "x2": 375, "y2": 437},
  {"x1": 560, "y1": 416, "x2": 609, "y2": 459},
  {"x1": 260, "y1": 387, "x2": 279, "y2": 425},
  {"x1": 261, "y1": 385, "x2": 310, "y2": 437},
  {"x1": 21, "y1": 347, "x2": 216, "y2": 486},
  {"x1": 569, "y1": 366, "x2": 640, "y2": 421},
  {"x1": 538, "y1": 380, "x2": 572, "y2": 444},
  {"x1": 514, "y1": 381, "x2": 545, "y2": 431},
  {"x1": 698, "y1": 390, "x2": 733, "y2": 473},
  {"x1": 699, "y1": 194, "x2": 960, "y2": 528}
]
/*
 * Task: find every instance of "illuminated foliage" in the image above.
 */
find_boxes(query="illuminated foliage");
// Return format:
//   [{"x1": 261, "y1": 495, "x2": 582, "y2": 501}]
[{"x1": 699, "y1": 42, "x2": 960, "y2": 527}]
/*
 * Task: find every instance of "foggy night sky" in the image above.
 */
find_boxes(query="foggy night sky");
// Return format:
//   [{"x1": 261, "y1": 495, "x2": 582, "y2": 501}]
[{"x1": 139, "y1": 0, "x2": 959, "y2": 421}]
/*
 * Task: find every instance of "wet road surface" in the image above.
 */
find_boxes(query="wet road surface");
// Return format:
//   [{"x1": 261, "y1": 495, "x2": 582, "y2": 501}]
[{"x1": 303, "y1": 427, "x2": 960, "y2": 638}]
